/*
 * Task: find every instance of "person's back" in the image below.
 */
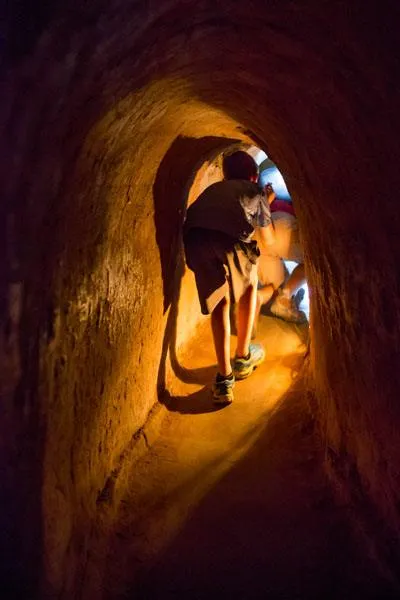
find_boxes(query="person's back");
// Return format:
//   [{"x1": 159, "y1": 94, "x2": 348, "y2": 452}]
[{"x1": 184, "y1": 179, "x2": 269, "y2": 242}]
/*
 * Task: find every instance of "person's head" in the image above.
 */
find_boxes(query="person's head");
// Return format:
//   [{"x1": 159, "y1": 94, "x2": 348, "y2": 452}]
[{"x1": 222, "y1": 150, "x2": 259, "y2": 182}]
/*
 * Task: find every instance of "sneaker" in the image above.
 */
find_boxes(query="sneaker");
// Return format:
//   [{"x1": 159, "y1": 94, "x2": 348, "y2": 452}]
[
  {"x1": 212, "y1": 373, "x2": 235, "y2": 404},
  {"x1": 270, "y1": 291, "x2": 307, "y2": 324},
  {"x1": 233, "y1": 343, "x2": 265, "y2": 380}
]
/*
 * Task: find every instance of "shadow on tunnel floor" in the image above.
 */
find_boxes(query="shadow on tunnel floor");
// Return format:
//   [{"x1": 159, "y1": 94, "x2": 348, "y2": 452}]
[
  {"x1": 161, "y1": 386, "x2": 229, "y2": 415},
  {"x1": 164, "y1": 363, "x2": 217, "y2": 385}
]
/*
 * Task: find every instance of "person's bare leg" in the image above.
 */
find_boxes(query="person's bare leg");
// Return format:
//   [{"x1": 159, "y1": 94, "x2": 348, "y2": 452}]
[
  {"x1": 236, "y1": 283, "x2": 257, "y2": 357},
  {"x1": 252, "y1": 284, "x2": 275, "y2": 338},
  {"x1": 211, "y1": 295, "x2": 231, "y2": 376},
  {"x1": 282, "y1": 263, "x2": 306, "y2": 297},
  {"x1": 270, "y1": 263, "x2": 307, "y2": 323},
  {"x1": 257, "y1": 284, "x2": 275, "y2": 308}
]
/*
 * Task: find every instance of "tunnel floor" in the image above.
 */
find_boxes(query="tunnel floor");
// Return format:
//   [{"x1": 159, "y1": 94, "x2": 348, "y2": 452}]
[{"x1": 103, "y1": 314, "x2": 388, "y2": 599}]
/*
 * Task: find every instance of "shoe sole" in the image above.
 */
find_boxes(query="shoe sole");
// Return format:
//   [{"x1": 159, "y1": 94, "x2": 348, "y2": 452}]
[
  {"x1": 213, "y1": 393, "x2": 234, "y2": 405},
  {"x1": 212, "y1": 383, "x2": 234, "y2": 404}
]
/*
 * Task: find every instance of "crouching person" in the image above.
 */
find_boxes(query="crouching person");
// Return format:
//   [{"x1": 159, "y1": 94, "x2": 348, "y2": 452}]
[
  {"x1": 257, "y1": 193, "x2": 307, "y2": 324},
  {"x1": 183, "y1": 150, "x2": 275, "y2": 405}
]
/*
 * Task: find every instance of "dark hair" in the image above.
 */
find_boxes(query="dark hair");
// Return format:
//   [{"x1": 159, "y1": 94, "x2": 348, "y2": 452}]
[{"x1": 222, "y1": 150, "x2": 259, "y2": 181}]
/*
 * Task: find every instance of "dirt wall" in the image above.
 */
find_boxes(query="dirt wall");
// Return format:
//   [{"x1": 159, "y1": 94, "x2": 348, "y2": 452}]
[{"x1": 1, "y1": 1, "x2": 400, "y2": 597}]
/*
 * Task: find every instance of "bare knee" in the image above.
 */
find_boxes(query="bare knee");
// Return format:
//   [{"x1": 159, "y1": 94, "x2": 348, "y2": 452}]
[
  {"x1": 240, "y1": 282, "x2": 256, "y2": 302},
  {"x1": 212, "y1": 295, "x2": 230, "y2": 317}
]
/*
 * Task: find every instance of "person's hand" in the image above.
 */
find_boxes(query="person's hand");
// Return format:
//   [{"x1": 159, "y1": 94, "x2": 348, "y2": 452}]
[{"x1": 264, "y1": 182, "x2": 276, "y2": 205}]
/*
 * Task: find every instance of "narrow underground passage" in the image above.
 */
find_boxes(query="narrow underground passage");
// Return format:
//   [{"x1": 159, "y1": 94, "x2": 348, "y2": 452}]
[
  {"x1": 97, "y1": 147, "x2": 389, "y2": 599},
  {"x1": 3, "y1": 3, "x2": 400, "y2": 599}
]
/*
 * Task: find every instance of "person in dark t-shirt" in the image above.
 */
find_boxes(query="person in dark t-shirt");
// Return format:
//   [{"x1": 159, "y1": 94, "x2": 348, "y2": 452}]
[{"x1": 183, "y1": 151, "x2": 275, "y2": 405}]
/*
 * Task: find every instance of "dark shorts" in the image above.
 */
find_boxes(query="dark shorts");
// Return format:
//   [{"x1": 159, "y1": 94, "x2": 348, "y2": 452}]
[{"x1": 183, "y1": 228, "x2": 259, "y2": 315}]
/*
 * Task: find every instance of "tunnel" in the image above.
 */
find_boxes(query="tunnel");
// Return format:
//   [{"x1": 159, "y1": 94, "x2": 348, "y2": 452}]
[{"x1": 2, "y1": 1, "x2": 400, "y2": 598}]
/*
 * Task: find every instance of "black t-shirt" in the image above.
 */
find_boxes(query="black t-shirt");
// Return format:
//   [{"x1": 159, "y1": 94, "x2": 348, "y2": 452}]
[{"x1": 184, "y1": 179, "x2": 271, "y2": 242}]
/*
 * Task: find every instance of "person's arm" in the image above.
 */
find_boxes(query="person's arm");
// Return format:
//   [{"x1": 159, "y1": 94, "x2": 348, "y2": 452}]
[
  {"x1": 264, "y1": 182, "x2": 276, "y2": 206},
  {"x1": 255, "y1": 186, "x2": 276, "y2": 253},
  {"x1": 258, "y1": 223, "x2": 276, "y2": 254}
]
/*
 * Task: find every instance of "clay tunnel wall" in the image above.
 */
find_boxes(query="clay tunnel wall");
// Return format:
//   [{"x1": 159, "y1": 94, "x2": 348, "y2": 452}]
[{"x1": 1, "y1": 1, "x2": 400, "y2": 597}]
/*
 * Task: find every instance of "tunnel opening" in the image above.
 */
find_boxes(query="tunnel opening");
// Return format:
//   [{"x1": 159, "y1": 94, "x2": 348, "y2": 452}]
[
  {"x1": 4, "y1": 88, "x2": 398, "y2": 597},
  {"x1": 154, "y1": 135, "x2": 309, "y2": 409}
]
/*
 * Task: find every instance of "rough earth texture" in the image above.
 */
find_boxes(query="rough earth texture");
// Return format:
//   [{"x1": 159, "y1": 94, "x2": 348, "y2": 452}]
[{"x1": 1, "y1": 1, "x2": 400, "y2": 598}]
